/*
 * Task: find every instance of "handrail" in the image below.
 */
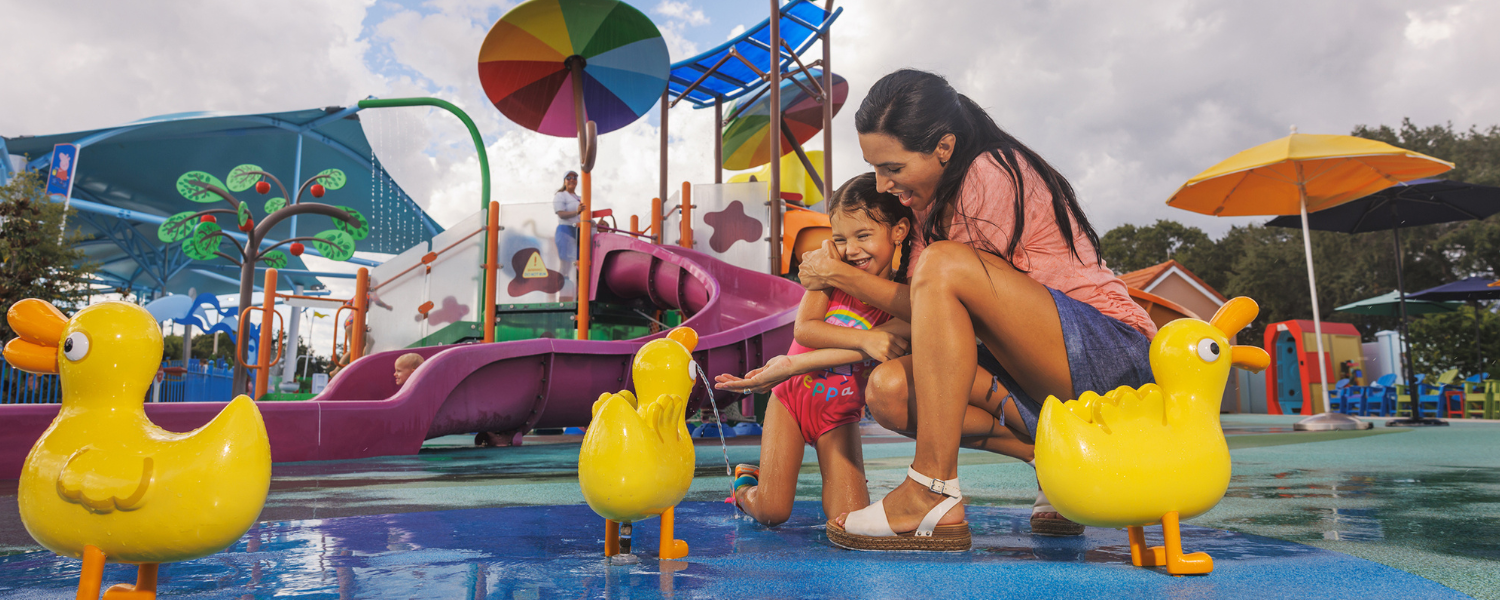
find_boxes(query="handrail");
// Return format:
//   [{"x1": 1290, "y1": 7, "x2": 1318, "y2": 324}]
[{"x1": 370, "y1": 223, "x2": 489, "y2": 293}]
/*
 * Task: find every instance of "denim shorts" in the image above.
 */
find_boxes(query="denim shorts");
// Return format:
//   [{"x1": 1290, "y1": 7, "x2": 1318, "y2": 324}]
[
  {"x1": 555, "y1": 224, "x2": 579, "y2": 263},
  {"x1": 976, "y1": 287, "x2": 1154, "y2": 439}
]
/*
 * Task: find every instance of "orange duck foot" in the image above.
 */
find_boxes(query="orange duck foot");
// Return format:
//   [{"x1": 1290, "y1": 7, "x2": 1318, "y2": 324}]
[
  {"x1": 658, "y1": 507, "x2": 689, "y2": 560},
  {"x1": 1127, "y1": 512, "x2": 1213, "y2": 576},
  {"x1": 102, "y1": 563, "x2": 158, "y2": 600}
]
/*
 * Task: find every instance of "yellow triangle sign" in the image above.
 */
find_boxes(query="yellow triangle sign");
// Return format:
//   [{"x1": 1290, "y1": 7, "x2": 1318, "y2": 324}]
[{"x1": 522, "y1": 251, "x2": 549, "y2": 279}]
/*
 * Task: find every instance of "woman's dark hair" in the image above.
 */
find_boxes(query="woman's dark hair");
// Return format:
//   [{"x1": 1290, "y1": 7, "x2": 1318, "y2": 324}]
[
  {"x1": 827, "y1": 173, "x2": 916, "y2": 284},
  {"x1": 854, "y1": 69, "x2": 1100, "y2": 266}
]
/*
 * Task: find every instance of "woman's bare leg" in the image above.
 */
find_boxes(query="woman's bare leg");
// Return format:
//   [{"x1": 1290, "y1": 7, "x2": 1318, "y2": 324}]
[
  {"x1": 865, "y1": 356, "x2": 1033, "y2": 461},
  {"x1": 734, "y1": 395, "x2": 806, "y2": 526},
  {"x1": 813, "y1": 422, "x2": 869, "y2": 521},
  {"x1": 843, "y1": 241, "x2": 1071, "y2": 533}
]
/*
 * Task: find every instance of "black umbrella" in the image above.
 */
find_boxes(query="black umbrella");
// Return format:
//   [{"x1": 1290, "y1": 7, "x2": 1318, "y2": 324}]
[
  {"x1": 1266, "y1": 178, "x2": 1500, "y2": 426},
  {"x1": 1409, "y1": 276, "x2": 1500, "y2": 375}
]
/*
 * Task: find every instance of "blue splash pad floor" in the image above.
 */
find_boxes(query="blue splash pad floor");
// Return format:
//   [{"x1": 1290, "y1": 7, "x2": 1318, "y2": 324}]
[{"x1": 0, "y1": 502, "x2": 1466, "y2": 600}]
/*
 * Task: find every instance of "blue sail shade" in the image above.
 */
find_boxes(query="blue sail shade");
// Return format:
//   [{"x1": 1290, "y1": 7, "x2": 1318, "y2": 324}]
[
  {"x1": 666, "y1": 0, "x2": 842, "y2": 109},
  {"x1": 4, "y1": 107, "x2": 445, "y2": 296}
]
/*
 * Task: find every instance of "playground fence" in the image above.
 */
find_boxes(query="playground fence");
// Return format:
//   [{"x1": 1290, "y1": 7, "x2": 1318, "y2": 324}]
[{"x1": 0, "y1": 356, "x2": 235, "y2": 404}]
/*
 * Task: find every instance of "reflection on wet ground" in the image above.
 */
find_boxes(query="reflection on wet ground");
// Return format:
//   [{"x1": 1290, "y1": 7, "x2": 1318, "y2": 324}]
[
  {"x1": 0, "y1": 504, "x2": 1467, "y2": 600},
  {"x1": 1, "y1": 415, "x2": 1496, "y2": 598}
]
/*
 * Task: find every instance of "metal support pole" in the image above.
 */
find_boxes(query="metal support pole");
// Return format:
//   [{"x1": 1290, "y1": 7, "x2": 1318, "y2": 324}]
[
  {"x1": 279, "y1": 283, "x2": 303, "y2": 391},
  {"x1": 1294, "y1": 179, "x2": 1371, "y2": 431},
  {"x1": 571, "y1": 59, "x2": 593, "y2": 341},
  {"x1": 352, "y1": 268, "x2": 369, "y2": 361},
  {"x1": 254, "y1": 269, "x2": 279, "y2": 401},
  {"x1": 484, "y1": 201, "x2": 499, "y2": 343},
  {"x1": 821, "y1": 0, "x2": 834, "y2": 210},
  {"x1": 1388, "y1": 224, "x2": 1448, "y2": 427},
  {"x1": 714, "y1": 97, "x2": 724, "y2": 184},
  {"x1": 652, "y1": 198, "x2": 663, "y2": 245},
  {"x1": 768, "y1": 0, "x2": 783, "y2": 275},
  {"x1": 680, "y1": 182, "x2": 693, "y2": 249},
  {"x1": 661, "y1": 90, "x2": 670, "y2": 222}
]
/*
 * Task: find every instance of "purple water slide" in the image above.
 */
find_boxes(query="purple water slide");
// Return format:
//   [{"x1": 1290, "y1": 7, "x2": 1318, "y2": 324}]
[{"x1": 0, "y1": 234, "x2": 802, "y2": 478}]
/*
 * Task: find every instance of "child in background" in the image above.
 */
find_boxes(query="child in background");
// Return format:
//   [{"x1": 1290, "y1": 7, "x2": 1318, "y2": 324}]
[
  {"x1": 713, "y1": 173, "x2": 913, "y2": 526},
  {"x1": 394, "y1": 353, "x2": 424, "y2": 387}
]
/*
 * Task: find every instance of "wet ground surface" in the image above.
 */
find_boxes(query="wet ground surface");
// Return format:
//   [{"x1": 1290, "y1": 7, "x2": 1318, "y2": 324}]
[
  {"x1": 1, "y1": 415, "x2": 1496, "y2": 598},
  {"x1": 0, "y1": 503, "x2": 1468, "y2": 599}
]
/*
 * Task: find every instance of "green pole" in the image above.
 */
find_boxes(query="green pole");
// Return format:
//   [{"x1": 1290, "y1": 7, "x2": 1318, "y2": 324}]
[{"x1": 356, "y1": 96, "x2": 494, "y2": 329}]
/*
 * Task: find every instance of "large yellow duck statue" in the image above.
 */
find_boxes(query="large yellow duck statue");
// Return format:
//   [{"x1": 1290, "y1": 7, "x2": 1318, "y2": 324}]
[
  {"x1": 578, "y1": 327, "x2": 698, "y2": 561},
  {"x1": 3, "y1": 299, "x2": 271, "y2": 599},
  {"x1": 1035, "y1": 297, "x2": 1269, "y2": 576}
]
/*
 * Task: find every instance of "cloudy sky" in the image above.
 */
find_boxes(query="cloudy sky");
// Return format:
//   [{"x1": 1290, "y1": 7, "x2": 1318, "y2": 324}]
[{"x1": 4, "y1": 0, "x2": 1497, "y2": 354}]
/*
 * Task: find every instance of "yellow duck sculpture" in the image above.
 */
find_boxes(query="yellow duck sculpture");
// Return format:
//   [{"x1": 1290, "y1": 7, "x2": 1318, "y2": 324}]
[
  {"x1": 578, "y1": 327, "x2": 698, "y2": 560},
  {"x1": 1035, "y1": 297, "x2": 1269, "y2": 576},
  {"x1": 3, "y1": 299, "x2": 271, "y2": 599}
]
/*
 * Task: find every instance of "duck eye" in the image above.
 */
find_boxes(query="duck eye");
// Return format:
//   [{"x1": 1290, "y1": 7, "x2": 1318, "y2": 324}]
[
  {"x1": 63, "y1": 332, "x2": 89, "y2": 362},
  {"x1": 1196, "y1": 338, "x2": 1220, "y2": 363},
  {"x1": 687, "y1": 359, "x2": 698, "y2": 383}
]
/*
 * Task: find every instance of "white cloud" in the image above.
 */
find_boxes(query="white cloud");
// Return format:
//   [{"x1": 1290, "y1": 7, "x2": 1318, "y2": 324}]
[
  {"x1": 726, "y1": 24, "x2": 747, "y2": 41},
  {"x1": 654, "y1": 1, "x2": 710, "y2": 27}
]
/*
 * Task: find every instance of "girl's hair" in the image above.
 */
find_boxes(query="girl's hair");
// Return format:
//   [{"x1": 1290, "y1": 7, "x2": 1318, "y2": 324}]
[
  {"x1": 827, "y1": 173, "x2": 916, "y2": 284},
  {"x1": 854, "y1": 69, "x2": 1100, "y2": 266}
]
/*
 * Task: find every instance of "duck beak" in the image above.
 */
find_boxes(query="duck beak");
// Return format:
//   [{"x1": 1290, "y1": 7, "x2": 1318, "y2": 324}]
[
  {"x1": 1231, "y1": 345, "x2": 1270, "y2": 373},
  {"x1": 667, "y1": 327, "x2": 698, "y2": 352},
  {"x1": 4, "y1": 299, "x2": 67, "y2": 374}
]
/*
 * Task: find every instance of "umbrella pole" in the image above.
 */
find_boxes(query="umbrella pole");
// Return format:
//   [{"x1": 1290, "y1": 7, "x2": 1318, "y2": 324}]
[
  {"x1": 1387, "y1": 226, "x2": 1448, "y2": 427},
  {"x1": 1294, "y1": 184, "x2": 1370, "y2": 430},
  {"x1": 570, "y1": 58, "x2": 592, "y2": 341}
]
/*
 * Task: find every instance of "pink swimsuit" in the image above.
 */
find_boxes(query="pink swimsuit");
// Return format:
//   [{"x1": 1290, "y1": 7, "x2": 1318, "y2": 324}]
[{"x1": 773, "y1": 289, "x2": 892, "y2": 445}]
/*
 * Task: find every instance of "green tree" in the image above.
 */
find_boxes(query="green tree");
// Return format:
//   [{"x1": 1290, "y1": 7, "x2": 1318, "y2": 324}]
[
  {"x1": 0, "y1": 170, "x2": 98, "y2": 339},
  {"x1": 1099, "y1": 220, "x2": 1213, "y2": 275},
  {"x1": 1406, "y1": 305, "x2": 1500, "y2": 377}
]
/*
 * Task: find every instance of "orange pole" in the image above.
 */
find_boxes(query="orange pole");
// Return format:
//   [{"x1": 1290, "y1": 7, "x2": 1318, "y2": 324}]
[
  {"x1": 630, "y1": 214, "x2": 640, "y2": 235},
  {"x1": 254, "y1": 268, "x2": 279, "y2": 400},
  {"x1": 651, "y1": 198, "x2": 663, "y2": 245},
  {"x1": 484, "y1": 201, "x2": 499, "y2": 343},
  {"x1": 577, "y1": 172, "x2": 592, "y2": 340},
  {"x1": 352, "y1": 267, "x2": 369, "y2": 361},
  {"x1": 680, "y1": 182, "x2": 693, "y2": 249}
]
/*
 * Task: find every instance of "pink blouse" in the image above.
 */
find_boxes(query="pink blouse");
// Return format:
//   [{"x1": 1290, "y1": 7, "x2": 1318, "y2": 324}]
[{"x1": 907, "y1": 152, "x2": 1156, "y2": 338}]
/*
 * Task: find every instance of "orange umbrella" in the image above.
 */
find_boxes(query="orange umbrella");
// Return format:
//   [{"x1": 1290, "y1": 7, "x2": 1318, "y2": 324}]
[{"x1": 1167, "y1": 129, "x2": 1452, "y2": 429}]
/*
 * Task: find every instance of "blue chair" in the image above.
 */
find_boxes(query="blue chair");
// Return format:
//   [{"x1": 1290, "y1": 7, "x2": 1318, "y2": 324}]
[
  {"x1": 1327, "y1": 378, "x2": 1351, "y2": 413},
  {"x1": 1339, "y1": 385, "x2": 1368, "y2": 415},
  {"x1": 1363, "y1": 374, "x2": 1397, "y2": 416}
]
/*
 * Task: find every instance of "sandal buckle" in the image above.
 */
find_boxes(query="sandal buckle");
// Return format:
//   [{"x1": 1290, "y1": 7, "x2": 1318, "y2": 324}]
[{"x1": 927, "y1": 478, "x2": 948, "y2": 496}]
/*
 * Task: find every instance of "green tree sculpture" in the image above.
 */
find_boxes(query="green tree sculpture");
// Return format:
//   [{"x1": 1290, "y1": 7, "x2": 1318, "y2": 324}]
[{"x1": 158, "y1": 164, "x2": 368, "y2": 393}]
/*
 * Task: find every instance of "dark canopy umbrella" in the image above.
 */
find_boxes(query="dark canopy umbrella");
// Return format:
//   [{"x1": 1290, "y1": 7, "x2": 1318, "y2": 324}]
[
  {"x1": 1267, "y1": 178, "x2": 1500, "y2": 426},
  {"x1": 1409, "y1": 276, "x2": 1500, "y2": 373}
]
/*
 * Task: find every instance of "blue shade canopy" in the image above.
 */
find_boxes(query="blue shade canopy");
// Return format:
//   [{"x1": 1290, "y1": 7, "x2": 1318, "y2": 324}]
[
  {"x1": 3, "y1": 106, "x2": 445, "y2": 297},
  {"x1": 666, "y1": 0, "x2": 842, "y2": 109},
  {"x1": 1409, "y1": 276, "x2": 1500, "y2": 302}
]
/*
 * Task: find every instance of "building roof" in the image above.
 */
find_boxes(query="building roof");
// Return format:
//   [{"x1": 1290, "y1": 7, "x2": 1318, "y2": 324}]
[{"x1": 1118, "y1": 259, "x2": 1228, "y2": 303}]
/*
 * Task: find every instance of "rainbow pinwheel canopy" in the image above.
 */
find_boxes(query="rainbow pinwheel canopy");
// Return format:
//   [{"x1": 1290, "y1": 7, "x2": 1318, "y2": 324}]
[{"x1": 478, "y1": 0, "x2": 670, "y2": 137}]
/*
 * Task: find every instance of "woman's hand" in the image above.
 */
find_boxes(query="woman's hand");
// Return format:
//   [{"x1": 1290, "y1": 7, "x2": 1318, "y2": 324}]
[
  {"x1": 714, "y1": 355, "x2": 798, "y2": 394},
  {"x1": 798, "y1": 239, "x2": 848, "y2": 291},
  {"x1": 860, "y1": 330, "x2": 910, "y2": 363}
]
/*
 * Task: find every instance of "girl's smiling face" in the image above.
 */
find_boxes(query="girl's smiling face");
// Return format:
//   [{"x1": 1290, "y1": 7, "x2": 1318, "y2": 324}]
[
  {"x1": 859, "y1": 132, "x2": 954, "y2": 212},
  {"x1": 830, "y1": 207, "x2": 909, "y2": 280}
]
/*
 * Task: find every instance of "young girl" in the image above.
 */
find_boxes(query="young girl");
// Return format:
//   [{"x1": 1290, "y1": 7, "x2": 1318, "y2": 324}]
[{"x1": 713, "y1": 173, "x2": 915, "y2": 526}]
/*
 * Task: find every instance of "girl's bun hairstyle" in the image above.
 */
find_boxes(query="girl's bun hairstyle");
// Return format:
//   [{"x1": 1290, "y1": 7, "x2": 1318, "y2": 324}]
[{"x1": 828, "y1": 173, "x2": 916, "y2": 284}]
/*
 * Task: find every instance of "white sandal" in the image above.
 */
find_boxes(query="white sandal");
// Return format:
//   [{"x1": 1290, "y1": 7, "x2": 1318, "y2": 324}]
[
  {"x1": 1031, "y1": 490, "x2": 1085, "y2": 536},
  {"x1": 826, "y1": 467, "x2": 971, "y2": 552}
]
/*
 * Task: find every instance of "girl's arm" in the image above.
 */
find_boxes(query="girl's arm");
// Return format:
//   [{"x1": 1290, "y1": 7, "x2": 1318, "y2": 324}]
[
  {"x1": 713, "y1": 348, "x2": 871, "y2": 394},
  {"x1": 798, "y1": 239, "x2": 911, "y2": 321},
  {"x1": 793, "y1": 288, "x2": 906, "y2": 361}
]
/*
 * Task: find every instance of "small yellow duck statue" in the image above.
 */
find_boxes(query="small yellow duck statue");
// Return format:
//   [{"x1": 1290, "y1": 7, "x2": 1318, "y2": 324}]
[
  {"x1": 1035, "y1": 297, "x2": 1269, "y2": 576},
  {"x1": 578, "y1": 327, "x2": 698, "y2": 562},
  {"x1": 3, "y1": 299, "x2": 271, "y2": 599}
]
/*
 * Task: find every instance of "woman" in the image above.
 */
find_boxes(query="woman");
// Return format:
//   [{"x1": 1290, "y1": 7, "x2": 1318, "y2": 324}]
[
  {"x1": 800, "y1": 70, "x2": 1156, "y2": 551},
  {"x1": 554, "y1": 171, "x2": 582, "y2": 279}
]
